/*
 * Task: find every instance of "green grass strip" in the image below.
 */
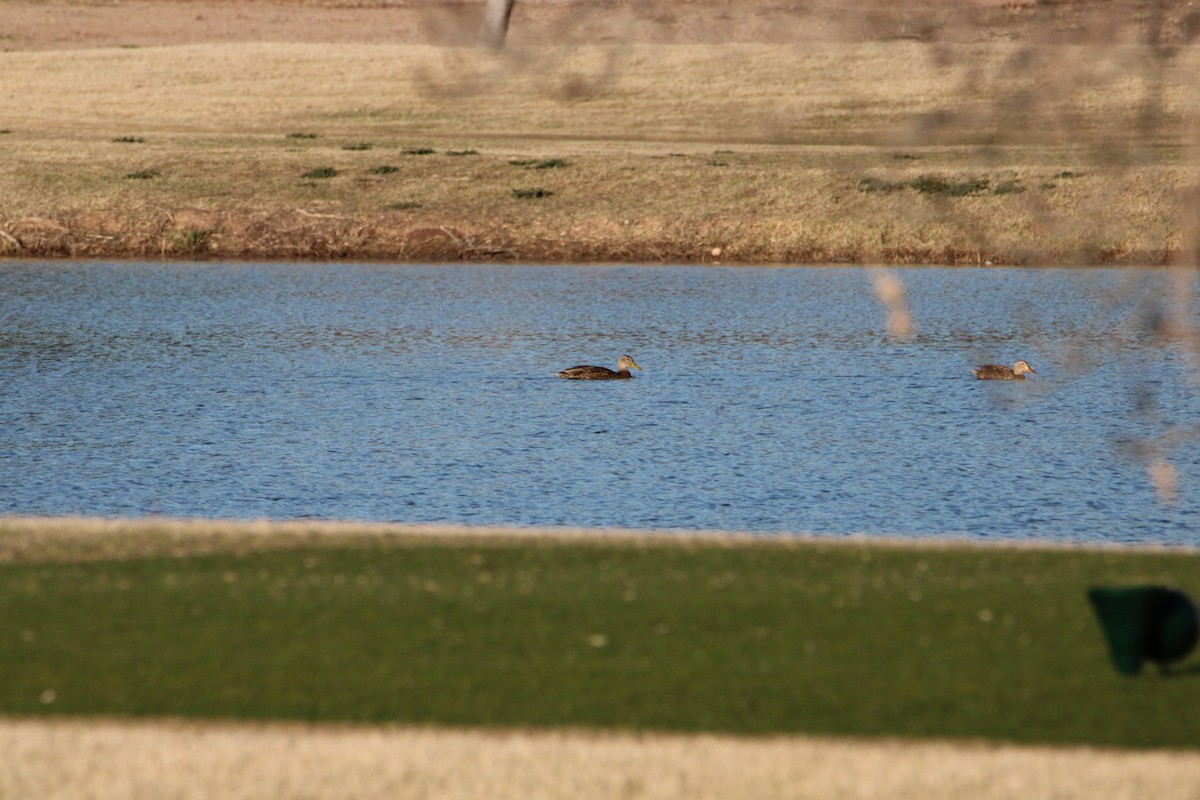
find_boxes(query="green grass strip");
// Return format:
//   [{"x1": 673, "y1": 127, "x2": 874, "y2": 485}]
[{"x1": 2, "y1": 536, "x2": 1198, "y2": 748}]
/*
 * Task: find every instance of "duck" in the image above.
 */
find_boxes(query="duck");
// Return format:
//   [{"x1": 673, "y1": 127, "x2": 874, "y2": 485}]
[
  {"x1": 972, "y1": 360, "x2": 1036, "y2": 380},
  {"x1": 556, "y1": 355, "x2": 642, "y2": 380}
]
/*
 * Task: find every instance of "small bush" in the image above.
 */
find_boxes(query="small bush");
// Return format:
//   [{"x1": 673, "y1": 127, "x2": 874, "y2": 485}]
[
  {"x1": 509, "y1": 159, "x2": 568, "y2": 169},
  {"x1": 175, "y1": 229, "x2": 213, "y2": 253},
  {"x1": 369, "y1": 165, "x2": 399, "y2": 175},
  {"x1": 911, "y1": 175, "x2": 990, "y2": 196},
  {"x1": 112, "y1": 136, "x2": 145, "y2": 144},
  {"x1": 286, "y1": 132, "x2": 320, "y2": 139},
  {"x1": 402, "y1": 147, "x2": 435, "y2": 156},
  {"x1": 302, "y1": 167, "x2": 338, "y2": 179},
  {"x1": 124, "y1": 169, "x2": 160, "y2": 180},
  {"x1": 446, "y1": 150, "x2": 479, "y2": 157},
  {"x1": 389, "y1": 201, "x2": 422, "y2": 210},
  {"x1": 512, "y1": 187, "x2": 553, "y2": 199},
  {"x1": 342, "y1": 142, "x2": 373, "y2": 151}
]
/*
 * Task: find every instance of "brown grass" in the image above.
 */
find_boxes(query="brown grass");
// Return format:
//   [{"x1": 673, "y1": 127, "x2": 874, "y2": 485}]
[
  {"x1": 0, "y1": 1, "x2": 1197, "y2": 264},
  {"x1": 4, "y1": 716, "x2": 1200, "y2": 800}
]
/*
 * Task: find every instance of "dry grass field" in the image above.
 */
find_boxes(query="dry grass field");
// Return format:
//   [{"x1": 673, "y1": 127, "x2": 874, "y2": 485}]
[
  {"x1": 1, "y1": 0, "x2": 1198, "y2": 264},
  {"x1": 4, "y1": 716, "x2": 1200, "y2": 800}
]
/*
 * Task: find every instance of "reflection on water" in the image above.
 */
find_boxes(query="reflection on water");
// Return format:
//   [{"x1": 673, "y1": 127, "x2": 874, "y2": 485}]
[{"x1": 2, "y1": 261, "x2": 1198, "y2": 546}]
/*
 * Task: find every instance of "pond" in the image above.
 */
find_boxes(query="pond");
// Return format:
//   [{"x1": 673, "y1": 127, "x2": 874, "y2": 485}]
[{"x1": 2, "y1": 261, "x2": 1198, "y2": 546}]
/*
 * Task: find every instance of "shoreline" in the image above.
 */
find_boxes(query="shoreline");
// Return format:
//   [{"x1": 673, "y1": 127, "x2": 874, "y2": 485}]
[
  {"x1": 2, "y1": 4, "x2": 1195, "y2": 269},
  {"x1": 0, "y1": 223, "x2": 1186, "y2": 268},
  {"x1": 4, "y1": 515, "x2": 1198, "y2": 565}
]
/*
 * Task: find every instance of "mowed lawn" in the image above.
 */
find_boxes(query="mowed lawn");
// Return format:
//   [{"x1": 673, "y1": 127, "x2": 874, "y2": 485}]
[{"x1": 1, "y1": 520, "x2": 1198, "y2": 750}]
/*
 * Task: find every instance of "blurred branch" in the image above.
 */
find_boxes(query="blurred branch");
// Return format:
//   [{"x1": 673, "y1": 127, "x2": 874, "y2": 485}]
[{"x1": 480, "y1": 0, "x2": 516, "y2": 49}]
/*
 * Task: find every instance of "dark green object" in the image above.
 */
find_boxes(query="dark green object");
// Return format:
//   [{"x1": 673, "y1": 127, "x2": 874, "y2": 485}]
[{"x1": 1087, "y1": 586, "x2": 1199, "y2": 675}]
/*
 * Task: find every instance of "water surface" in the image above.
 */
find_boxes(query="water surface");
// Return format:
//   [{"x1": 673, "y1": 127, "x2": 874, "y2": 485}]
[{"x1": 3, "y1": 261, "x2": 1198, "y2": 546}]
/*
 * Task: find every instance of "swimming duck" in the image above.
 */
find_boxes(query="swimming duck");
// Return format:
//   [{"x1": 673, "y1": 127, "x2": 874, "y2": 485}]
[
  {"x1": 972, "y1": 360, "x2": 1036, "y2": 380},
  {"x1": 556, "y1": 355, "x2": 642, "y2": 380}
]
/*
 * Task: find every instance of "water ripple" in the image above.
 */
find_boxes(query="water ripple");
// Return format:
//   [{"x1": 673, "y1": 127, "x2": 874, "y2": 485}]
[{"x1": 2, "y1": 261, "x2": 1199, "y2": 546}]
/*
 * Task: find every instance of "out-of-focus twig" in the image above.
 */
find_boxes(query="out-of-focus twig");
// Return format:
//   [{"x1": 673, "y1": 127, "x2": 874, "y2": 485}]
[{"x1": 870, "y1": 268, "x2": 913, "y2": 341}]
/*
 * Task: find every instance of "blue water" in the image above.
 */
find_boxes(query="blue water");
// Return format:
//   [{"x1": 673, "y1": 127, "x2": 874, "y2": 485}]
[{"x1": 3, "y1": 261, "x2": 1199, "y2": 546}]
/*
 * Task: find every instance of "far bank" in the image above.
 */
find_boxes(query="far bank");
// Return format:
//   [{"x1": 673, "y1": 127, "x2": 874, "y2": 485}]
[{"x1": 1, "y1": 39, "x2": 1196, "y2": 266}]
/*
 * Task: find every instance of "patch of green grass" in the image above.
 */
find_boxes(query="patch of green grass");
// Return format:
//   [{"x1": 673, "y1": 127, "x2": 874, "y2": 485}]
[
  {"x1": 0, "y1": 533, "x2": 1197, "y2": 748},
  {"x1": 911, "y1": 175, "x2": 991, "y2": 196},
  {"x1": 124, "y1": 169, "x2": 160, "y2": 180},
  {"x1": 112, "y1": 136, "x2": 145, "y2": 144},
  {"x1": 174, "y1": 229, "x2": 213, "y2": 253},
  {"x1": 508, "y1": 159, "x2": 569, "y2": 169},
  {"x1": 861, "y1": 174, "x2": 1024, "y2": 196},
  {"x1": 446, "y1": 149, "x2": 479, "y2": 157},
  {"x1": 402, "y1": 147, "x2": 435, "y2": 156},
  {"x1": 368, "y1": 165, "x2": 399, "y2": 175},
  {"x1": 388, "y1": 201, "x2": 422, "y2": 210},
  {"x1": 301, "y1": 167, "x2": 338, "y2": 179},
  {"x1": 286, "y1": 132, "x2": 320, "y2": 140},
  {"x1": 512, "y1": 187, "x2": 553, "y2": 199},
  {"x1": 342, "y1": 142, "x2": 373, "y2": 151},
  {"x1": 993, "y1": 179, "x2": 1026, "y2": 195}
]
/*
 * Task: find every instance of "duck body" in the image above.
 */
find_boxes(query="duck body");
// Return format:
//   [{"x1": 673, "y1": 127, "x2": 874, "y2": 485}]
[
  {"x1": 972, "y1": 360, "x2": 1036, "y2": 380},
  {"x1": 557, "y1": 355, "x2": 642, "y2": 380}
]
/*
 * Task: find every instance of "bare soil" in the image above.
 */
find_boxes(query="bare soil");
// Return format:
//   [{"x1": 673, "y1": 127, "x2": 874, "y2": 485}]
[{"x1": 0, "y1": 0, "x2": 1094, "y2": 52}]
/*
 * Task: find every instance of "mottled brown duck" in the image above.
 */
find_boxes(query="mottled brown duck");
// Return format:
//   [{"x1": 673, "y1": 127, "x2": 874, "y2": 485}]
[
  {"x1": 556, "y1": 355, "x2": 642, "y2": 380},
  {"x1": 972, "y1": 360, "x2": 1036, "y2": 380}
]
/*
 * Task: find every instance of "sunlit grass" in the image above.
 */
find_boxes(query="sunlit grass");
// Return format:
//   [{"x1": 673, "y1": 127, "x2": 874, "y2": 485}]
[{"x1": 2, "y1": 519, "x2": 1197, "y2": 748}]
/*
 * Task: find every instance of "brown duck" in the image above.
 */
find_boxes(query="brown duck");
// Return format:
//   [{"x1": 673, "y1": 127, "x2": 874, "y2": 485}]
[
  {"x1": 556, "y1": 355, "x2": 642, "y2": 380},
  {"x1": 972, "y1": 360, "x2": 1036, "y2": 380}
]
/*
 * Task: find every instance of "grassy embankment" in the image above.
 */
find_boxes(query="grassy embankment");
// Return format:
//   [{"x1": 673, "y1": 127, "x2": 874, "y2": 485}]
[
  {"x1": 2, "y1": 518, "x2": 1198, "y2": 750},
  {"x1": 0, "y1": 38, "x2": 1196, "y2": 264}
]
